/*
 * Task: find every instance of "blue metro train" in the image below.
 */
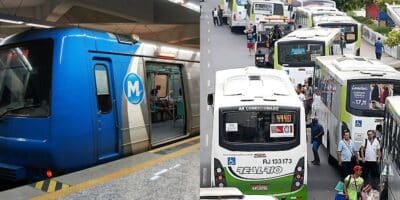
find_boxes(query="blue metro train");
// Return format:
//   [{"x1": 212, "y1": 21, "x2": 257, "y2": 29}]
[{"x1": 0, "y1": 27, "x2": 199, "y2": 181}]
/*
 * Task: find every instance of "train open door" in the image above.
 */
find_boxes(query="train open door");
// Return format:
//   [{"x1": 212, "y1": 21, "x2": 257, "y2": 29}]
[{"x1": 145, "y1": 62, "x2": 186, "y2": 146}]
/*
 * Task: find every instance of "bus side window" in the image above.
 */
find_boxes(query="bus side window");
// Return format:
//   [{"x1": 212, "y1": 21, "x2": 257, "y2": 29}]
[{"x1": 94, "y1": 64, "x2": 112, "y2": 113}]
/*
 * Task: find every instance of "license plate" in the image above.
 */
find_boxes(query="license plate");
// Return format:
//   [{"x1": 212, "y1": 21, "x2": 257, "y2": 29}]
[{"x1": 251, "y1": 184, "x2": 268, "y2": 191}]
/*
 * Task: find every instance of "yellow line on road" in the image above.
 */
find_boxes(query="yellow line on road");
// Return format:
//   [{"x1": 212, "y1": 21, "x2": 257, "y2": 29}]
[
  {"x1": 148, "y1": 136, "x2": 199, "y2": 153},
  {"x1": 31, "y1": 144, "x2": 199, "y2": 200}
]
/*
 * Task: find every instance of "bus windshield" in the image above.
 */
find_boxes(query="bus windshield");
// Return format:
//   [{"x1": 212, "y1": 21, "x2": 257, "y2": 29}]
[
  {"x1": 0, "y1": 39, "x2": 53, "y2": 117},
  {"x1": 319, "y1": 24, "x2": 358, "y2": 43},
  {"x1": 348, "y1": 81, "x2": 400, "y2": 117},
  {"x1": 254, "y1": 3, "x2": 274, "y2": 15},
  {"x1": 278, "y1": 41, "x2": 324, "y2": 67},
  {"x1": 220, "y1": 107, "x2": 300, "y2": 151}
]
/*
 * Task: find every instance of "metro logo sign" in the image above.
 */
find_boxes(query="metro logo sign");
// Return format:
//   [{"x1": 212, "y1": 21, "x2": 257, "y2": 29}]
[{"x1": 270, "y1": 124, "x2": 294, "y2": 138}]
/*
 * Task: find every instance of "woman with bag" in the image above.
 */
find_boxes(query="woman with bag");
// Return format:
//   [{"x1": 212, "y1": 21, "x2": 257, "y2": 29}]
[
  {"x1": 343, "y1": 165, "x2": 364, "y2": 200},
  {"x1": 338, "y1": 130, "x2": 359, "y2": 179}
]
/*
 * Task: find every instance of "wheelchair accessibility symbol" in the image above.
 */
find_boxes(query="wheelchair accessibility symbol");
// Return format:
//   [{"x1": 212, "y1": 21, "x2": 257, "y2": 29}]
[
  {"x1": 228, "y1": 157, "x2": 236, "y2": 165},
  {"x1": 355, "y1": 120, "x2": 362, "y2": 127}
]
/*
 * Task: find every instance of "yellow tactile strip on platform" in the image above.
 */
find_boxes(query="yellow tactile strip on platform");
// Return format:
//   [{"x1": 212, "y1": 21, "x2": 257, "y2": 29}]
[{"x1": 31, "y1": 179, "x2": 70, "y2": 193}]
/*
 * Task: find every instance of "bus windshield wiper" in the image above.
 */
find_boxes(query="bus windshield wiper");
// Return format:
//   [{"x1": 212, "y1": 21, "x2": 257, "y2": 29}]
[{"x1": 0, "y1": 102, "x2": 41, "y2": 119}]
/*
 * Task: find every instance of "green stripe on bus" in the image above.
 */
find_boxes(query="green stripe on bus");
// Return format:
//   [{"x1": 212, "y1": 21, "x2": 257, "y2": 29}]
[
  {"x1": 224, "y1": 169, "x2": 306, "y2": 197},
  {"x1": 341, "y1": 85, "x2": 351, "y2": 124}
]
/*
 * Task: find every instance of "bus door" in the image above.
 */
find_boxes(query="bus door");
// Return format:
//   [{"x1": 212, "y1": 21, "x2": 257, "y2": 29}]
[{"x1": 93, "y1": 60, "x2": 119, "y2": 161}]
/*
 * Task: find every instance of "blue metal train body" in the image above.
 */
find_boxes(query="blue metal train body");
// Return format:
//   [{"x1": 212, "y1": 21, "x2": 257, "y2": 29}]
[{"x1": 0, "y1": 27, "x2": 200, "y2": 181}]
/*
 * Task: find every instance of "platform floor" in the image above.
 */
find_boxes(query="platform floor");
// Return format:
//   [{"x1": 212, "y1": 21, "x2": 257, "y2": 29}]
[
  {"x1": 0, "y1": 136, "x2": 199, "y2": 200},
  {"x1": 151, "y1": 119, "x2": 185, "y2": 144}
]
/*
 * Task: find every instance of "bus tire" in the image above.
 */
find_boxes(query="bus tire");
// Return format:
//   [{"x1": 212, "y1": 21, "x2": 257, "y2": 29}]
[{"x1": 327, "y1": 131, "x2": 335, "y2": 166}]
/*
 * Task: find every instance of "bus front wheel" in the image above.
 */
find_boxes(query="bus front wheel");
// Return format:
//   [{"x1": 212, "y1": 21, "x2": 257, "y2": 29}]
[{"x1": 327, "y1": 131, "x2": 335, "y2": 166}]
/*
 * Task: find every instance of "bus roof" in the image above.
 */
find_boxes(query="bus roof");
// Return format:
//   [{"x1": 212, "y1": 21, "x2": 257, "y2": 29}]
[
  {"x1": 385, "y1": 96, "x2": 400, "y2": 125},
  {"x1": 296, "y1": 6, "x2": 339, "y2": 13},
  {"x1": 278, "y1": 27, "x2": 340, "y2": 42},
  {"x1": 215, "y1": 67, "x2": 301, "y2": 107},
  {"x1": 249, "y1": 0, "x2": 284, "y2": 4},
  {"x1": 314, "y1": 15, "x2": 358, "y2": 25},
  {"x1": 315, "y1": 55, "x2": 400, "y2": 84}
]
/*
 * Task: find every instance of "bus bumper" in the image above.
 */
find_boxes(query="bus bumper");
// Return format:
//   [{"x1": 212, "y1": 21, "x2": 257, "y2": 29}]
[{"x1": 273, "y1": 185, "x2": 307, "y2": 200}]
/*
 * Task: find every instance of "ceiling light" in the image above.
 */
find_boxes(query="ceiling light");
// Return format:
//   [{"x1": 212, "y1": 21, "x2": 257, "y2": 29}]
[
  {"x1": 25, "y1": 23, "x2": 53, "y2": 29},
  {"x1": 0, "y1": 19, "x2": 24, "y2": 24}
]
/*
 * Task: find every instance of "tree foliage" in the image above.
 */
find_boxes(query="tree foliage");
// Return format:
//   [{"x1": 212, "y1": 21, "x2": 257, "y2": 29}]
[
  {"x1": 385, "y1": 29, "x2": 400, "y2": 47},
  {"x1": 335, "y1": 0, "x2": 365, "y2": 11}
]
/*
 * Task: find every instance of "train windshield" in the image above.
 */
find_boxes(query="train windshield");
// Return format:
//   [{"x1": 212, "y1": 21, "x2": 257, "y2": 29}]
[
  {"x1": 0, "y1": 39, "x2": 53, "y2": 117},
  {"x1": 219, "y1": 107, "x2": 300, "y2": 151},
  {"x1": 347, "y1": 80, "x2": 400, "y2": 117},
  {"x1": 278, "y1": 41, "x2": 324, "y2": 67}
]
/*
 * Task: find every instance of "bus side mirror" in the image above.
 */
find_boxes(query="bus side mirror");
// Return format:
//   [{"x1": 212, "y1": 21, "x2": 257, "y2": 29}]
[{"x1": 207, "y1": 94, "x2": 214, "y2": 106}]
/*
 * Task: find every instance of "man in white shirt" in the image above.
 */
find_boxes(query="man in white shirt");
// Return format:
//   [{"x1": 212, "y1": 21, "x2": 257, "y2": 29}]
[
  {"x1": 360, "y1": 130, "x2": 381, "y2": 189},
  {"x1": 212, "y1": 8, "x2": 219, "y2": 26}
]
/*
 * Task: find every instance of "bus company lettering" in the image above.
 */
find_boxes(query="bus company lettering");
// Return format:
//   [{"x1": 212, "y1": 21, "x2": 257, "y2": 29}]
[
  {"x1": 263, "y1": 158, "x2": 293, "y2": 165},
  {"x1": 238, "y1": 106, "x2": 279, "y2": 111},
  {"x1": 236, "y1": 166, "x2": 283, "y2": 175}
]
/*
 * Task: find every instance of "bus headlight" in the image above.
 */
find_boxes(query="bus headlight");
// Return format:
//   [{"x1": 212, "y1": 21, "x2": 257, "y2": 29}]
[
  {"x1": 291, "y1": 157, "x2": 305, "y2": 191},
  {"x1": 214, "y1": 158, "x2": 227, "y2": 187}
]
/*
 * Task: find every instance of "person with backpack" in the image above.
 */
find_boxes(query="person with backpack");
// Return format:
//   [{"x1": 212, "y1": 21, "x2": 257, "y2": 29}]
[
  {"x1": 212, "y1": 8, "x2": 219, "y2": 26},
  {"x1": 360, "y1": 130, "x2": 381, "y2": 189},
  {"x1": 306, "y1": 118, "x2": 324, "y2": 165},
  {"x1": 338, "y1": 130, "x2": 359, "y2": 179},
  {"x1": 343, "y1": 165, "x2": 364, "y2": 200}
]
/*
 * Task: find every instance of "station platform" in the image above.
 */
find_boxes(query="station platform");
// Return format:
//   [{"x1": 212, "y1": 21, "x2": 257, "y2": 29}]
[{"x1": 0, "y1": 136, "x2": 199, "y2": 200}]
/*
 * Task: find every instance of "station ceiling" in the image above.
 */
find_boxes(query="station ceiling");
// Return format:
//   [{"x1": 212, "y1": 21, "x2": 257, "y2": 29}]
[{"x1": 0, "y1": 0, "x2": 199, "y2": 48}]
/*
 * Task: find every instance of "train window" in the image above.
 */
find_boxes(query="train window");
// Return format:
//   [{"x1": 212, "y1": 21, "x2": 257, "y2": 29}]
[
  {"x1": 154, "y1": 74, "x2": 168, "y2": 98},
  {"x1": 94, "y1": 64, "x2": 112, "y2": 113}
]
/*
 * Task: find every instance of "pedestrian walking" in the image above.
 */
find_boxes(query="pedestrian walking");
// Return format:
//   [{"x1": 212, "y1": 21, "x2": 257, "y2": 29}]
[
  {"x1": 374, "y1": 37, "x2": 384, "y2": 60},
  {"x1": 212, "y1": 8, "x2": 219, "y2": 26},
  {"x1": 304, "y1": 77, "x2": 313, "y2": 121},
  {"x1": 218, "y1": 6, "x2": 223, "y2": 26},
  {"x1": 306, "y1": 118, "x2": 324, "y2": 165},
  {"x1": 245, "y1": 24, "x2": 255, "y2": 56},
  {"x1": 338, "y1": 130, "x2": 359, "y2": 179},
  {"x1": 360, "y1": 130, "x2": 381, "y2": 189},
  {"x1": 343, "y1": 165, "x2": 364, "y2": 200}
]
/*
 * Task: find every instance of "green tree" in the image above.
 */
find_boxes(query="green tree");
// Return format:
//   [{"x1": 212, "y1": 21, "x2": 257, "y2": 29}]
[
  {"x1": 385, "y1": 29, "x2": 400, "y2": 47},
  {"x1": 336, "y1": 0, "x2": 365, "y2": 11}
]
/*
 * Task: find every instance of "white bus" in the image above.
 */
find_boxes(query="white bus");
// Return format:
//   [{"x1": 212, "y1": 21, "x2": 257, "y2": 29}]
[
  {"x1": 208, "y1": 67, "x2": 307, "y2": 198},
  {"x1": 314, "y1": 15, "x2": 362, "y2": 56},
  {"x1": 291, "y1": 0, "x2": 336, "y2": 8},
  {"x1": 274, "y1": 27, "x2": 342, "y2": 86},
  {"x1": 222, "y1": 0, "x2": 249, "y2": 31},
  {"x1": 313, "y1": 55, "x2": 400, "y2": 164},
  {"x1": 294, "y1": 6, "x2": 344, "y2": 28},
  {"x1": 381, "y1": 96, "x2": 400, "y2": 200},
  {"x1": 245, "y1": 0, "x2": 288, "y2": 32}
]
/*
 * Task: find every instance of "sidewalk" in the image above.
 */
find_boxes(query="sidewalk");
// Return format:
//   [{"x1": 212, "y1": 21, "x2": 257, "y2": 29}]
[{"x1": 361, "y1": 39, "x2": 400, "y2": 69}]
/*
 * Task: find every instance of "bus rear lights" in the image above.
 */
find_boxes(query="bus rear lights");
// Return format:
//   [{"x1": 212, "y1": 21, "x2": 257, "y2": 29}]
[
  {"x1": 295, "y1": 182, "x2": 301, "y2": 187},
  {"x1": 297, "y1": 166, "x2": 302, "y2": 172},
  {"x1": 217, "y1": 175, "x2": 224, "y2": 181},
  {"x1": 46, "y1": 169, "x2": 53, "y2": 178},
  {"x1": 218, "y1": 183, "x2": 224, "y2": 187},
  {"x1": 296, "y1": 174, "x2": 301, "y2": 180},
  {"x1": 233, "y1": 14, "x2": 236, "y2": 21},
  {"x1": 216, "y1": 167, "x2": 222, "y2": 173}
]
